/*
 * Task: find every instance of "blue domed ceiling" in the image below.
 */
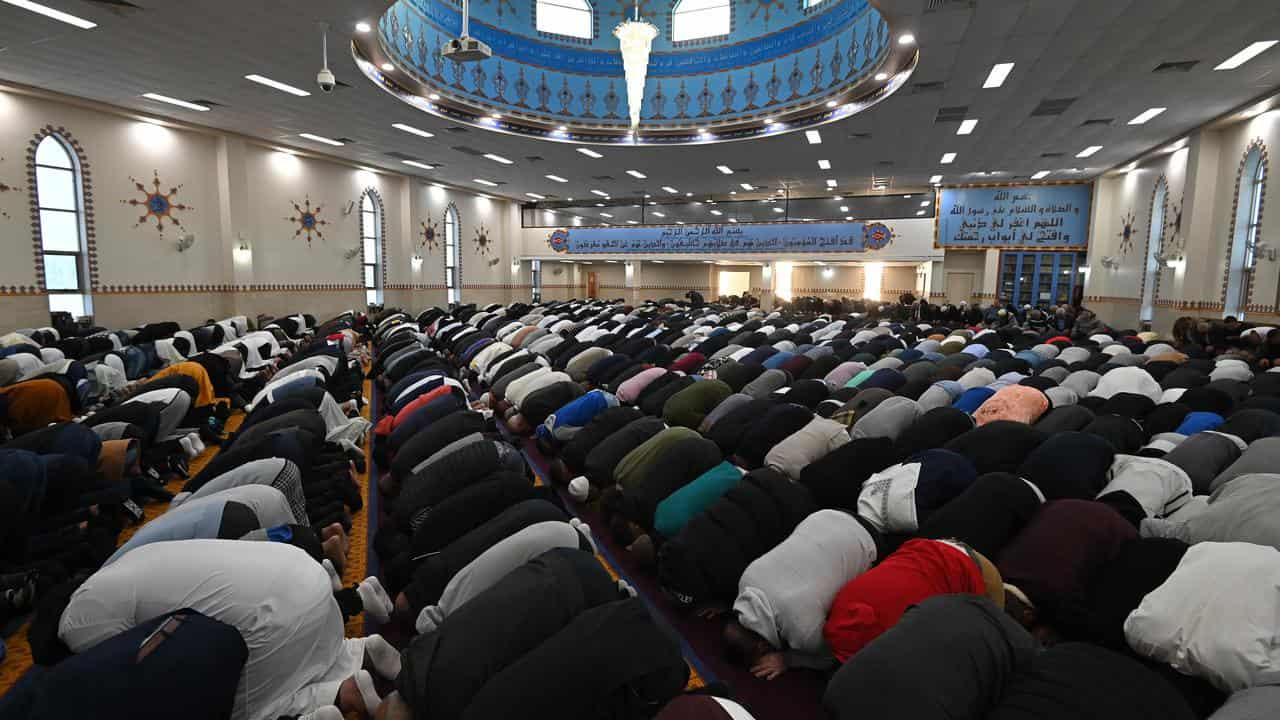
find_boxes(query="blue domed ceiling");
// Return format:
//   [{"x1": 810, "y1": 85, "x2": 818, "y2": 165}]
[{"x1": 354, "y1": 0, "x2": 916, "y2": 144}]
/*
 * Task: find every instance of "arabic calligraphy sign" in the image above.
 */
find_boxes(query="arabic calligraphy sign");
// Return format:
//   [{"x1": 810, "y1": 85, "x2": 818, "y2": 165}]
[
  {"x1": 546, "y1": 221, "x2": 896, "y2": 254},
  {"x1": 937, "y1": 184, "x2": 1092, "y2": 249}
]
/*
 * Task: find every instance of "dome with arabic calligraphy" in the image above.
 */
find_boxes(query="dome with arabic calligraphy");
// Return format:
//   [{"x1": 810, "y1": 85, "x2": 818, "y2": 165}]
[{"x1": 354, "y1": 0, "x2": 915, "y2": 145}]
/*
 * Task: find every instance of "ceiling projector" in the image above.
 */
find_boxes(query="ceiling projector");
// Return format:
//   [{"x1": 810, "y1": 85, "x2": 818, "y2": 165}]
[{"x1": 441, "y1": 36, "x2": 491, "y2": 62}]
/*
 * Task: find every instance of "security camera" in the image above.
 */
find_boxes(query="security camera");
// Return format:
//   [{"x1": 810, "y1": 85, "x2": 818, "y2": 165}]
[{"x1": 317, "y1": 68, "x2": 336, "y2": 93}]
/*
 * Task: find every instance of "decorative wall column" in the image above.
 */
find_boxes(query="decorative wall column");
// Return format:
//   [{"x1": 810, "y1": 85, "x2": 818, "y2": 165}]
[{"x1": 1178, "y1": 132, "x2": 1225, "y2": 312}]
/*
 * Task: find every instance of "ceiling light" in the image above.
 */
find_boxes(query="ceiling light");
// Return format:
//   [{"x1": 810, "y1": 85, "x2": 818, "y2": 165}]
[
  {"x1": 356, "y1": 21, "x2": 372, "y2": 33},
  {"x1": 844, "y1": 216, "x2": 853, "y2": 221},
  {"x1": 591, "y1": 189, "x2": 609, "y2": 197},
  {"x1": 651, "y1": 211, "x2": 666, "y2": 217},
  {"x1": 957, "y1": 118, "x2": 978, "y2": 135},
  {"x1": 818, "y1": 159, "x2": 831, "y2": 170},
  {"x1": 1031, "y1": 170, "x2": 1051, "y2": 180},
  {"x1": 874, "y1": 72, "x2": 889, "y2": 81},
  {"x1": 644, "y1": 194, "x2": 651, "y2": 198},
  {"x1": 600, "y1": 212, "x2": 613, "y2": 217},
  {"x1": 626, "y1": 169, "x2": 647, "y2": 178},
  {"x1": 903, "y1": 194, "x2": 912, "y2": 199},
  {"x1": 941, "y1": 152, "x2": 956, "y2": 164},
  {"x1": 245, "y1": 74, "x2": 311, "y2": 97},
  {"x1": 916, "y1": 210, "x2": 926, "y2": 216},
  {"x1": 381, "y1": 62, "x2": 395, "y2": 72},
  {"x1": 929, "y1": 175, "x2": 943, "y2": 184},
  {"x1": 2, "y1": 0, "x2": 96, "y2": 28},
  {"x1": 898, "y1": 33, "x2": 916, "y2": 45},
  {"x1": 627, "y1": 220, "x2": 639, "y2": 224},
  {"x1": 920, "y1": 200, "x2": 931, "y2": 206},
  {"x1": 595, "y1": 203, "x2": 605, "y2": 207},
  {"x1": 299, "y1": 133, "x2": 343, "y2": 146},
  {"x1": 740, "y1": 183, "x2": 754, "y2": 191},
  {"x1": 676, "y1": 221, "x2": 685, "y2": 225},
  {"x1": 567, "y1": 197, "x2": 575, "y2": 201},
  {"x1": 982, "y1": 62, "x2": 1015, "y2": 88},
  {"x1": 662, "y1": 186, "x2": 678, "y2": 193},
  {"x1": 826, "y1": 100, "x2": 837, "y2": 108},
  {"x1": 557, "y1": 125, "x2": 568, "y2": 132},
  {"x1": 577, "y1": 148, "x2": 603, "y2": 158},
  {"x1": 730, "y1": 191, "x2": 737, "y2": 195},
  {"x1": 773, "y1": 207, "x2": 785, "y2": 213},
  {"x1": 491, "y1": 113, "x2": 502, "y2": 119},
  {"x1": 473, "y1": 178, "x2": 499, "y2": 187},
  {"x1": 710, "y1": 209, "x2": 723, "y2": 216},
  {"x1": 729, "y1": 218, "x2": 738, "y2": 223},
  {"x1": 840, "y1": 205, "x2": 849, "y2": 212},
  {"x1": 826, "y1": 179, "x2": 837, "y2": 187},
  {"x1": 686, "y1": 192, "x2": 693, "y2": 197},
  {"x1": 403, "y1": 160, "x2": 435, "y2": 170},
  {"x1": 1215, "y1": 41, "x2": 1279, "y2": 70},
  {"x1": 716, "y1": 165, "x2": 734, "y2": 174},
  {"x1": 484, "y1": 153, "x2": 514, "y2": 164},
  {"x1": 392, "y1": 123, "x2": 434, "y2": 138},
  {"x1": 428, "y1": 93, "x2": 441, "y2": 100},
  {"x1": 1128, "y1": 107, "x2": 1167, "y2": 125},
  {"x1": 1076, "y1": 145, "x2": 1103, "y2": 158},
  {"x1": 141, "y1": 93, "x2": 210, "y2": 112},
  {"x1": 805, "y1": 130, "x2": 823, "y2": 144},
  {"x1": 764, "y1": 117, "x2": 775, "y2": 125},
  {"x1": 697, "y1": 127, "x2": 707, "y2": 133},
  {"x1": 545, "y1": 174, "x2": 568, "y2": 183},
  {"x1": 526, "y1": 192, "x2": 545, "y2": 199}
]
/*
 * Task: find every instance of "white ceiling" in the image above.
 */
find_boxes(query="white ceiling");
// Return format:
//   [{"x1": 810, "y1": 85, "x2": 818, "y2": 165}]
[{"x1": 1, "y1": 0, "x2": 1279, "y2": 207}]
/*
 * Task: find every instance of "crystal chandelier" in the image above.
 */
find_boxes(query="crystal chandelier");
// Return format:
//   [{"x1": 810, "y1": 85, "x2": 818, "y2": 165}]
[{"x1": 614, "y1": 2, "x2": 658, "y2": 130}]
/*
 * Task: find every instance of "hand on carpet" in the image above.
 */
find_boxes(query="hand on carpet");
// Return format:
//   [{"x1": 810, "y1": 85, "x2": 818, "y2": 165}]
[{"x1": 750, "y1": 652, "x2": 789, "y2": 681}]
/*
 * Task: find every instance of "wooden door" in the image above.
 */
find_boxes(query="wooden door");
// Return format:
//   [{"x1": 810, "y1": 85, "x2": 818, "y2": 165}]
[
  {"x1": 945, "y1": 272, "x2": 974, "y2": 305},
  {"x1": 587, "y1": 271, "x2": 598, "y2": 298}
]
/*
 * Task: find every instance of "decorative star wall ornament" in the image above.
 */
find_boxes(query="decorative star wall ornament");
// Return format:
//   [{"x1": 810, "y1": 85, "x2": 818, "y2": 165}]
[
  {"x1": 0, "y1": 156, "x2": 19, "y2": 220},
  {"x1": 1117, "y1": 210, "x2": 1137, "y2": 254},
  {"x1": 750, "y1": 0, "x2": 787, "y2": 26},
  {"x1": 287, "y1": 196, "x2": 329, "y2": 245},
  {"x1": 122, "y1": 170, "x2": 193, "y2": 238},
  {"x1": 608, "y1": 0, "x2": 654, "y2": 22},
  {"x1": 420, "y1": 218, "x2": 440, "y2": 252},
  {"x1": 473, "y1": 223, "x2": 493, "y2": 256},
  {"x1": 478, "y1": 0, "x2": 518, "y2": 20},
  {"x1": 1165, "y1": 198, "x2": 1185, "y2": 254}
]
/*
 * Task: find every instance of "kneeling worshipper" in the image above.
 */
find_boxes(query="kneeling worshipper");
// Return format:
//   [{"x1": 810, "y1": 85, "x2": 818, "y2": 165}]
[
  {"x1": 53, "y1": 540, "x2": 400, "y2": 720},
  {"x1": 722, "y1": 509, "x2": 880, "y2": 679},
  {"x1": 1141, "y1": 473, "x2": 1280, "y2": 551},
  {"x1": 822, "y1": 537, "x2": 1005, "y2": 663}
]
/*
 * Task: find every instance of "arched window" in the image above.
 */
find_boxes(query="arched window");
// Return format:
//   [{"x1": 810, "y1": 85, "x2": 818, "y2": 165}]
[
  {"x1": 444, "y1": 204, "x2": 461, "y2": 305},
  {"x1": 536, "y1": 0, "x2": 592, "y2": 39},
  {"x1": 1225, "y1": 146, "x2": 1267, "y2": 318},
  {"x1": 34, "y1": 135, "x2": 91, "y2": 318},
  {"x1": 1140, "y1": 178, "x2": 1168, "y2": 322},
  {"x1": 360, "y1": 191, "x2": 383, "y2": 306},
  {"x1": 672, "y1": 0, "x2": 731, "y2": 43}
]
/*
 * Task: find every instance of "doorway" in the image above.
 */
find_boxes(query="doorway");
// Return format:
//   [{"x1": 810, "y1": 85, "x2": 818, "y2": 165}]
[
  {"x1": 945, "y1": 272, "x2": 974, "y2": 305},
  {"x1": 587, "y1": 271, "x2": 598, "y2": 298},
  {"x1": 718, "y1": 271, "x2": 750, "y2": 299}
]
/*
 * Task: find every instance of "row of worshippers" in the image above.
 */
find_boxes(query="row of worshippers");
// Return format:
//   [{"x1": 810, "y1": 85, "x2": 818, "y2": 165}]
[
  {"x1": 1, "y1": 310, "x2": 384, "y2": 719},
  {"x1": 392, "y1": 297, "x2": 1280, "y2": 720}
]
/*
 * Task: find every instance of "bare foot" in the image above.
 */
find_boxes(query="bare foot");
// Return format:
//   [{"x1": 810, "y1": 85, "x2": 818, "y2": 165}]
[{"x1": 322, "y1": 537, "x2": 347, "y2": 575}]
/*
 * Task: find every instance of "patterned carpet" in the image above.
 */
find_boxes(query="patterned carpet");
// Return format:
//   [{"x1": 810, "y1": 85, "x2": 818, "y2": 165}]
[{"x1": 0, "y1": 374, "x2": 374, "y2": 693}]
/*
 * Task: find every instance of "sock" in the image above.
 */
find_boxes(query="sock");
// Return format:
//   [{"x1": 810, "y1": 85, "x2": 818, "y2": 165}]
[
  {"x1": 569, "y1": 476, "x2": 590, "y2": 501},
  {"x1": 363, "y1": 634, "x2": 402, "y2": 680},
  {"x1": 357, "y1": 577, "x2": 392, "y2": 623},
  {"x1": 353, "y1": 669, "x2": 382, "y2": 715},
  {"x1": 322, "y1": 559, "x2": 342, "y2": 592},
  {"x1": 177, "y1": 436, "x2": 197, "y2": 459},
  {"x1": 186, "y1": 432, "x2": 205, "y2": 455}
]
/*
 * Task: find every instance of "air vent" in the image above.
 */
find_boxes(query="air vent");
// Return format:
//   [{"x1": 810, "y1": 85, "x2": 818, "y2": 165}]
[
  {"x1": 451, "y1": 145, "x2": 487, "y2": 156},
  {"x1": 1040, "y1": 152, "x2": 1065, "y2": 158},
  {"x1": 935, "y1": 105, "x2": 969, "y2": 122},
  {"x1": 524, "y1": 155, "x2": 544, "y2": 162},
  {"x1": 911, "y1": 81, "x2": 945, "y2": 94},
  {"x1": 591, "y1": 175, "x2": 616, "y2": 181},
  {"x1": 847, "y1": 132, "x2": 872, "y2": 140},
  {"x1": 926, "y1": 0, "x2": 975, "y2": 9},
  {"x1": 334, "y1": 137, "x2": 355, "y2": 144},
  {"x1": 1030, "y1": 97, "x2": 1077, "y2": 116},
  {"x1": 384, "y1": 151, "x2": 428, "y2": 162},
  {"x1": 877, "y1": 160, "x2": 895, "y2": 167},
  {"x1": 190, "y1": 100, "x2": 223, "y2": 108},
  {"x1": 84, "y1": 0, "x2": 141, "y2": 7},
  {"x1": 445, "y1": 126, "x2": 469, "y2": 133},
  {"x1": 1081, "y1": 118, "x2": 1114, "y2": 126},
  {"x1": 1153, "y1": 60, "x2": 1199, "y2": 73}
]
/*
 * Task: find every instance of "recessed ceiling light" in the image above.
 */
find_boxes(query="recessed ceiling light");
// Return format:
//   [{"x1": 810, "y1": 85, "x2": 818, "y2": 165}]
[
  {"x1": 595, "y1": 202, "x2": 604, "y2": 207},
  {"x1": 652, "y1": 259, "x2": 665, "y2": 263},
  {"x1": 1076, "y1": 145, "x2": 1103, "y2": 158},
  {"x1": 826, "y1": 100, "x2": 837, "y2": 108},
  {"x1": 710, "y1": 209, "x2": 723, "y2": 216},
  {"x1": 875, "y1": 72, "x2": 889, "y2": 81},
  {"x1": 941, "y1": 152, "x2": 957, "y2": 164},
  {"x1": 716, "y1": 165, "x2": 734, "y2": 174},
  {"x1": 1128, "y1": 107, "x2": 1167, "y2": 125},
  {"x1": 844, "y1": 216, "x2": 853, "y2": 220},
  {"x1": 693, "y1": 201, "x2": 703, "y2": 206},
  {"x1": 473, "y1": 178, "x2": 499, "y2": 187},
  {"x1": 627, "y1": 220, "x2": 638, "y2": 224},
  {"x1": 773, "y1": 207, "x2": 784, "y2": 213},
  {"x1": 832, "y1": 195, "x2": 842, "y2": 200},
  {"x1": 686, "y1": 192, "x2": 693, "y2": 197},
  {"x1": 428, "y1": 93, "x2": 440, "y2": 100},
  {"x1": 590, "y1": 189, "x2": 609, "y2": 197},
  {"x1": 392, "y1": 123, "x2": 434, "y2": 138},
  {"x1": 626, "y1": 169, "x2": 647, "y2": 178},
  {"x1": 676, "y1": 221, "x2": 685, "y2": 225},
  {"x1": 839, "y1": 205, "x2": 849, "y2": 212},
  {"x1": 826, "y1": 179, "x2": 837, "y2": 187},
  {"x1": 600, "y1": 212, "x2": 613, "y2": 217},
  {"x1": 356, "y1": 21, "x2": 372, "y2": 33},
  {"x1": 380, "y1": 62, "x2": 395, "y2": 71},
  {"x1": 299, "y1": 132, "x2": 343, "y2": 146},
  {"x1": 577, "y1": 147, "x2": 603, "y2": 158},
  {"x1": 903, "y1": 194, "x2": 912, "y2": 199},
  {"x1": 662, "y1": 186, "x2": 679, "y2": 193},
  {"x1": 651, "y1": 211, "x2": 666, "y2": 218},
  {"x1": 545, "y1": 174, "x2": 568, "y2": 183},
  {"x1": 1215, "y1": 41, "x2": 1278, "y2": 70},
  {"x1": 898, "y1": 33, "x2": 916, "y2": 45},
  {"x1": 805, "y1": 130, "x2": 823, "y2": 144},
  {"x1": 141, "y1": 93, "x2": 210, "y2": 112},
  {"x1": 729, "y1": 218, "x2": 738, "y2": 223},
  {"x1": 929, "y1": 174, "x2": 943, "y2": 184},
  {"x1": 483, "y1": 153, "x2": 514, "y2": 164},
  {"x1": 730, "y1": 191, "x2": 737, "y2": 195},
  {"x1": 916, "y1": 210, "x2": 926, "y2": 216},
  {"x1": 764, "y1": 117, "x2": 775, "y2": 125},
  {"x1": 403, "y1": 160, "x2": 435, "y2": 170},
  {"x1": 957, "y1": 118, "x2": 978, "y2": 135},
  {"x1": 982, "y1": 62, "x2": 1015, "y2": 88},
  {"x1": 697, "y1": 127, "x2": 707, "y2": 133},
  {"x1": 2, "y1": 0, "x2": 96, "y2": 28},
  {"x1": 740, "y1": 183, "x2": 754, "y2": 191},
  {"x1": 245, "y1": 74, "x2": 311, "y2": 97},
  {"x1": 1031, "y1": 170, "x2": 1051, "y2": 180},
  {"x1": 526, "y1": 192, "x2": 545, "y2": 199}
]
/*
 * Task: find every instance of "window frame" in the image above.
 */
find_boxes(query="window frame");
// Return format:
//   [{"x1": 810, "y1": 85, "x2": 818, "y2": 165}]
[
  {"x1": 1140, "y1": 179, "x2": 1168, "y2": 322},
  {"x1": 1225, "y1": 146, "x2": 1268, "y2": 318},
  {"x1": 360, "y1": 191, "x2": 383, "y2": 307},
  {"x1": 530, "y1": 259, "x2": 543, "y2": 303},
  {"x1": 33, "y1": 134, "x2": 91, "y2": 318},
  {"x1": 536, "y1": 0, "x2": 594, "y2": 41},
  {"x1": 671, "y1": 0, "x2": 732, "y2": 44},
  {"x1": 444, "y1": 204, "x2": 461, "y2": 306}
]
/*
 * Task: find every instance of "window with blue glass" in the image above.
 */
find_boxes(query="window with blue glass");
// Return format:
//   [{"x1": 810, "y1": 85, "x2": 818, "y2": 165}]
[{"x1": 997, "y1": 251, "x2": 1083, "y2": 307}]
